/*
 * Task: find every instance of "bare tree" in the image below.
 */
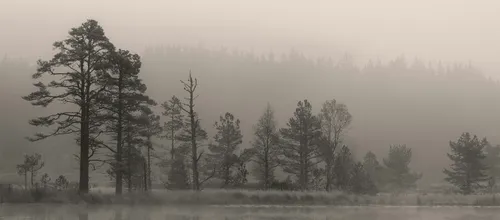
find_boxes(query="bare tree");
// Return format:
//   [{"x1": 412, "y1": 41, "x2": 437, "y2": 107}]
[
  {"x1": 179, "y1": 71, "x2": 204, "y2": 190},
  {"x1": 318, "y1": 99, "x2": 352, "y2": 191}
]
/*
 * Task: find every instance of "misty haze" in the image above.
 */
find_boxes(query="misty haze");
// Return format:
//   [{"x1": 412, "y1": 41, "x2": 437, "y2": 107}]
[{"x1": 2, "y1": 0, "x2": 500, "y2": 219}]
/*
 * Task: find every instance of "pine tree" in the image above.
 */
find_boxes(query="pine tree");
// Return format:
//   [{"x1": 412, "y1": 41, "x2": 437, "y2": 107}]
[
  {"x1": 137, "y1": 109, "x2": 162, "y2": 191},
  {"x1": 22, "y1": 19, "x2": 115, "y2": 193},
  {"x1": 279, "y1": 100, "x2": 322, "y2": 191},
  {"x1": 249, "y1": 103, "x2": 280, "y2": 190},
  {"x1": 166, "y1": 153, "x2": 190, "y2": 190},
  {"x1": 484, "y1": 144, "x2": 500, "y2": 187},
  {"x1": 161, "y1": 96, "x2": 184, "y2": 161},
  {"x1": 208, "y1": 112, "x2": 243, "y2": 188},
  {"x1": 444, "y1": 132, "x2": 489, "y2": 194},
  {"x1": 100, "y1": 49, "x2": 152, "y2": 194},
  {"x1": 383, "y1": 145, "x2": 422, "y2": 192}
]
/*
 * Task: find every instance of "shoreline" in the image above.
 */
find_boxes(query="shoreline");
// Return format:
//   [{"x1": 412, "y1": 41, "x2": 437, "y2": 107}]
[{"x1": 2, "y1": 189, "x2": 500, "y2": 207}]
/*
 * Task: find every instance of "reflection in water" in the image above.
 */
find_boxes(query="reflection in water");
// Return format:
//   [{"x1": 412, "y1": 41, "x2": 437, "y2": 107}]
[
  {"x1": 1, "y1": 205, "x2": 500, "y2": 220},
  {"x1": 113, "y1": 208, "x2": 122, "y2": 220},
  {"x1": 78, "y1": 212, "x2": 88, "y2": 220}
]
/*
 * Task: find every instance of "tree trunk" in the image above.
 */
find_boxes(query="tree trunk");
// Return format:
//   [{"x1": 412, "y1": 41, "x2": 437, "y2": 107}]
[
  {"x1": 171, "y1": 115, "x2": 175, "y2": 161},
  {"x1": 115, "y1": 74, "x2": 124, "y2": 195},
  {"x1": 147, "y1": 136, "x2": 152, "y2": 191},
  {"x1": 79, "y1": 105, "x2": 90, "y2": 194},
  {"x1": 264, "y1": 157, "x2": 269, "y2": 190},
  {"x1": 143, "y1": 160, "x2": 148, "y2": 191},
  {"x1": 30, "y1": 169, "x2": 34, "y2": 189},
  {"x1": 127, "y1": 134, "x2": 132, "y2": 192},
  {"x1": 24, "y1": 173, "x2": 27, "y2": 190},
  {"x1": 325, "y1": 160, "x2": 332, "y2": 192},
  {"x1": 190, "y1": 100, "x2": 199, "y2": 191},
  {"x1": 224, "y1": 163, "x2": 230, "y2": 188}
]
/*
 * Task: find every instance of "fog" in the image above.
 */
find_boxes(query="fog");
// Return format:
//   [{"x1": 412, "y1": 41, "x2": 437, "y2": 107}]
[
  {"x1": 2, "y1": 0, "x2": 500, "y2": 188},
  {"x1": 2, "y1": 0, "x2": 500, "y2": 72}
]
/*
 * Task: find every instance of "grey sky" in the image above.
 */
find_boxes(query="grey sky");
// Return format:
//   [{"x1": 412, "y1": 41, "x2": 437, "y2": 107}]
[{"x1": 1, "y1": 0, "x2": 500, "y2": 76}]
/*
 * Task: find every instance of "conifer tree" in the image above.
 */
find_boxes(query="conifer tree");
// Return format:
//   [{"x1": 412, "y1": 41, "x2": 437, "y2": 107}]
[
  {"x1": 208, "y1": 112, "x2": 243, "y2": 188},
  {"x1": 333, "y1": 145, "x2": 354, "y2": 191},
  {"x1": 249, "y1": 103, "x2": 280, "y2": 189},
  {"x1": 484, "y1": 144, "x2": 500, "y2": 188},
  {"x1": 100, "y1": 49, "x2": 152, "y2": 194},
  {"x1": 444, "y1": 132, "x2": 489, "y2": 194},
  {"x1": 383, "y1": 144, "x2": 422, "y2": 192},
  {"x1": 161, "y1": 96, "x2": 184, "y2": 161},
  {"x1": 22, "y1": 19, "x2": 115, "y2": 193},
  {"x1": 137, "y1": 109, "x2": 162, "y2": 191},
  {"x1": 279, "y1": 100, "x2": 322, "y2": 191}
]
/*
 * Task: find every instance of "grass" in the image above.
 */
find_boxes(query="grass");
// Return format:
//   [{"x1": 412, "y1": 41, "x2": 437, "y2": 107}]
[{"x1": 3, "y1": 187, "x2": 500, "y2": 206}]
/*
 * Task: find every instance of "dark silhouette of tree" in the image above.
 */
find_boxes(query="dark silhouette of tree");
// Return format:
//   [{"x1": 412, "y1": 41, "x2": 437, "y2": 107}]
[
  {"x1": 27, "y1": 153, "x2": 45, "y2": 187},
  {"x1": 178, "y1": 72, "x2": 211, "y2": 190},
  {"x1": 22, "y1": 19, "x2": 115, "y2": 193},
  {"x1": 98, "y1": 49, "x2": 151, "y2": 195},
  {"x1": 208, "y1": 112, "x2": 243, "y2": 188},
  {"x1": 484, "y1": 144, "x2": 500, "y2": 189},
  {"x1": 55, "y1": 175, "x2": 69, "y2": 190},
  {"x1": 160, "y1": 96, "x2": 185, "y2": 186},
  {"x1": 166, "y1": 153, "x2": 190, "y2": 190},
  {"x1": 16, "y1": 161, "x2": 29, "y2": 189},
  {"x1": 40, "y1": 173, "x2": 51, "y2": 189},
  {"x1": 333, "y1": 145, "x2": 354, "y2": 191},
  {"x1": 363, "y1": 151, "x2": 386, "y2": 190},
  {"x1": 106, "y1": 113, "x2": 152, "y2": 192},
  {"x1": 162, "y1": 96, "x2": 184, "y2": 161},
  {"x1": 318, "y1": 99, "x2": 352, "y2": 191},
  {"x1": 16, "y1": 153, "x2": 45, "y2": 189},
  {"x1": 137, "y1": 109, "x2": 162, "y2": 191},
  {"x1": 279, "y1": 100, "x2": 322, "y2": 191},
  {"x1": 444, "y1": 132, "x2": 489, "y2": 194},
  {"x1": 249, "y1": 103, "x2": 280, "y2": 190},
  {"x1": 349, "y1": 162, "x2": 378, "y2": 195},
  {"x1": 383, "y1": 144, "x2": 422, "y2": 192}
]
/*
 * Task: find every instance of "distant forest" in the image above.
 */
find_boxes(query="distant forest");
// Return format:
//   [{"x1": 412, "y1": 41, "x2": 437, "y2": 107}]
[{"x1": 2, "y1": 20, "x2": 500, "y2": 193}]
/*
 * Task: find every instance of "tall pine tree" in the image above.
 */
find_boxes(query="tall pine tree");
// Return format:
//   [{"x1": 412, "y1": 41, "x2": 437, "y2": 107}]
[
  {"x1": 279, "y1": 100, "x2": 322, "y2": 191},
  {"x1": 22, "y1": 20, "x2": 114, "y2": 193},
  {"x1": 249, "y1": 103, "x2": 280, "y2": 190},
  {"x1": 101, "y1": 49, "x2": 151, "y2": 194},
  {"x1": 208, "y1": 112, "x2": 243, "y2": 188}
]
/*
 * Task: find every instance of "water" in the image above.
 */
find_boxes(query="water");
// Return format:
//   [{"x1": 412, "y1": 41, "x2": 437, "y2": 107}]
[{"x1": 0, "y1": 204, "x2": 499, "y2": 220}]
